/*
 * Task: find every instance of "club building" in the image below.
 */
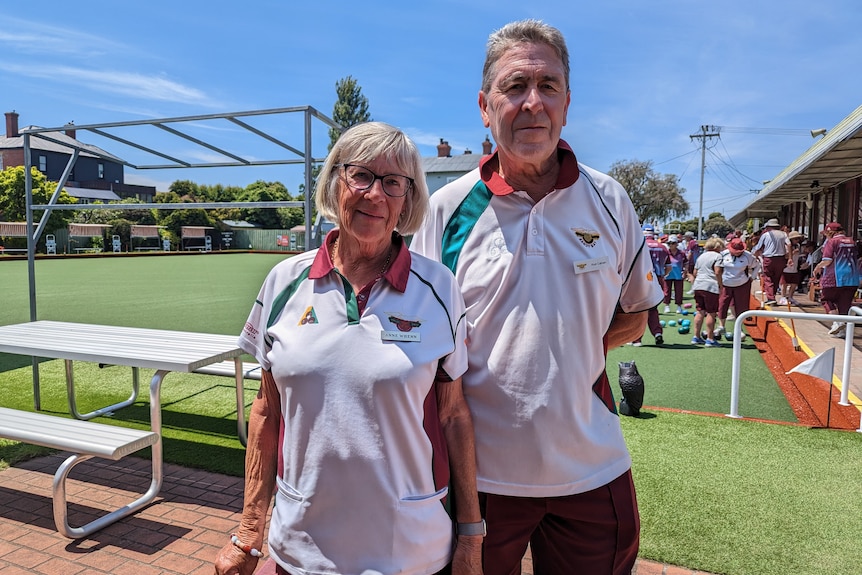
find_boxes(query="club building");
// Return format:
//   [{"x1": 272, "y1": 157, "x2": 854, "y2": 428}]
[{"x1": 730, "y1": 104, "x2": 862, "y2": 240}]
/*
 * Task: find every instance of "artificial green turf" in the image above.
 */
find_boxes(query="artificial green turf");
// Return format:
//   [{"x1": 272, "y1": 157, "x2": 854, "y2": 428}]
[
  {"x1": 608, "y1": 300, "x2": 798, "y2": 422},
  {"x1": 0, "y1": 253, "x2": 287, "y2": 332},
  {"x1": 623, "y1": 412, "x2": 862, "y2": 575}
]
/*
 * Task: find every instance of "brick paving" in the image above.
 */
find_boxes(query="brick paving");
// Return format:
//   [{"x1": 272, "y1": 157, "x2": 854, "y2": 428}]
[{"x1": 0, "y1": 453, "x2": 718, "y2": 575}]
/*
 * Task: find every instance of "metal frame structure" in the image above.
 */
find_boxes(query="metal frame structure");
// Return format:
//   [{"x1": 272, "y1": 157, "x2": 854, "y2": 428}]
[
  {"x1": 18, "y1": 107, "x2": 342, "y2": 409},
  {"x1": 21, "y1": 106, "x2": 342, "y2": 319}
]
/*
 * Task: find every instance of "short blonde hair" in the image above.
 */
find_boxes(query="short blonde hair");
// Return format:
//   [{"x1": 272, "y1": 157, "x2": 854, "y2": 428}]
[
  {"x1": 315, "y1": 122, "x2": 428, "y2": 235},
  {"x1": 705, "y1": 237, "x2": 725, "y2": 252}
]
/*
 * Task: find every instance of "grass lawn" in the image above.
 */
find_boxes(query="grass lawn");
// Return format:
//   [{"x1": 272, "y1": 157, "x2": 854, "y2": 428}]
[
  {"x1": 624, "y1": 412, "x2": 861, "y2": 575},
  {"x1": 1, "y1": 254, "x2": 858, "y2": 574},
  {"x1": 608, "y1": 303, "x2": 798, "y2": 422}
]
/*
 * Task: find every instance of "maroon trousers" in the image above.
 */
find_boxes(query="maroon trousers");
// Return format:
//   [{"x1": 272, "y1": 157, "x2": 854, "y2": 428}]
[
  {"x1": 479, "y1": 470, "x2": 639, "y2": 575},
  {"x1": 760, "y1": 256, "x2": 786, "y2": 300},
  {"x1": 719, "y1": 280, "x2": 752, "y2": 320}
]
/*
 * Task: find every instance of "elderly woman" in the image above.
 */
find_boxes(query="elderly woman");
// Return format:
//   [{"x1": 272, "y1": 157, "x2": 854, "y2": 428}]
[
  {"x1": 690, "y1": 237, "x2": 725, "y2": 347},
  {"x1": 214, "y1": 122, "x2": 483, "y2": 575},
  {"x1": 715, "y1": 237, "x2": 757, "y2": 339}
]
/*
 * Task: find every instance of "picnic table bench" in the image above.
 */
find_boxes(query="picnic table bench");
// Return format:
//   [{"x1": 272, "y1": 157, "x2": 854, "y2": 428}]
[
  {"x1": 0, "y1": 406, "x2": 160, "y2": 538},
  {"x1": 193, "y1": 360, "x2": 262, "y2": 380}
]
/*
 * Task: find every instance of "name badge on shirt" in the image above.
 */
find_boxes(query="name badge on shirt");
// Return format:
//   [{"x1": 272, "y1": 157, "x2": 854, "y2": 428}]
[
  {"x1": 381, "y1": 330, "x2": 421, "y2": 342},
  {"x1": 574, "y1": 256, "x2": 610, "y2": 274}
]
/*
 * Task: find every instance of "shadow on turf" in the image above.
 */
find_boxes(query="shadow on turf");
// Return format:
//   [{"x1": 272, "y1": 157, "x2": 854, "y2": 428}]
[
  {"x1": 0, "y1": 353, "x2": 50, "y2": 373},
  {"x1": 619, "y1": 410, "x2": 657, "y2": 420},
  {"x1": 646, "y1": 341, "x2": 759, "y2": 349}
]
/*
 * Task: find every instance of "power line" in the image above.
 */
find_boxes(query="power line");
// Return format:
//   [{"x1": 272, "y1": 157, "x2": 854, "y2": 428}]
[
  {"x1": 716, "y1": 126, "x2": 814, "y2": 136},
  {"x1": 706, "y1": 147, "x2": 760, "y2": 190},
  {"x1": 654, "y1": 148, "x2": 698, "y2": 166}
]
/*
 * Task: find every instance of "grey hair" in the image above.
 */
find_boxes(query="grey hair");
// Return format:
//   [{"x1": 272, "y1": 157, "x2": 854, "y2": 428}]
[
  {"x1": 315, "y1": 121, "x2": 429, "y2": 235},
  {"x1": 482, "y1": 19, "x2": 570, "y2": 93}
]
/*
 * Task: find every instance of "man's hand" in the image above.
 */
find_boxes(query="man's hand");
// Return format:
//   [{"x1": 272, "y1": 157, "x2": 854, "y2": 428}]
[
  {"x1": 607, "y1": 310, "x2": 648, "y2": 348},
  {"x1": 452, "y1": 535, "x2": 483, "y2": 575}
]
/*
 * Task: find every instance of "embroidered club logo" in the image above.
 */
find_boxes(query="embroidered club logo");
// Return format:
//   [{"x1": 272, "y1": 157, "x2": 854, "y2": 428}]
[
  {"x1": 299, "y1": 306, "x2": 318, "y2": 325},
  {"x1": 572, "y1": 227, "x2": 601, "y2": 247},
  {"x1": 388, "y1": 314, "x2": 422, "y2": 332}
]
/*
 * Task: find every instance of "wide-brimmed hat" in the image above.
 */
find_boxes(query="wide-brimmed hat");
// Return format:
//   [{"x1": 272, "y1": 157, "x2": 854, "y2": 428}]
[
  {"x1": 764, "y1": 218, "x2": 780, "y2": 227},
  {"x1": 728, "y1": 238, "x2": 746, "y2": 255},
  {"x1": 788, "y1": 230, "x2": 804, "y2": 240}
]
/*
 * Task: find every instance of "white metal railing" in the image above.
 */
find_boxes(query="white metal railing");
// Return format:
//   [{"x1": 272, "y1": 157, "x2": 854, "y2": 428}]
[{"x1": 728, "y1": 308, "x2": 862, "y2": 433}]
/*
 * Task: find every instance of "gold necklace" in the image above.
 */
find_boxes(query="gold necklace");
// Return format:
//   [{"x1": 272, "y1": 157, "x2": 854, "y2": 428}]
[{"x1": 330, "y1": 238, "x2": 393, "y2": 278}]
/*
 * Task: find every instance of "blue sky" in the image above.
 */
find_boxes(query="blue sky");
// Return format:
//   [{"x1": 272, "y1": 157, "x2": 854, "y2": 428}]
[{"x1": 2, "y1": 0, "x2": 861, "y2": 221}]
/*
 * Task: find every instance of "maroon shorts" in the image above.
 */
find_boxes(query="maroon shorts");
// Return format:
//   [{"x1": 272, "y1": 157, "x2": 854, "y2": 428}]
[
  {"x1": 820, "y1": 286, "x2": 857, "y2": 315},
  {"x1": 694, "y1": 290, "x2": 719, "y2": 314},
  {"x1": 479, "y1": 469, "x2": 639, "y2": 575},
  {"x1": 782, "y1": 271, "x2": 801, "y2": 284}
]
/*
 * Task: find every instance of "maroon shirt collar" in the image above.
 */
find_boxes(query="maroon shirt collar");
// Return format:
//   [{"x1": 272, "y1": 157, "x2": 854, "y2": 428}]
[
  {"x1": 478, "y1": 139, "x2": 580, "y2": 196},
  {"x1": 309, "y1": 229, "x2": 410, "y2": 293}
]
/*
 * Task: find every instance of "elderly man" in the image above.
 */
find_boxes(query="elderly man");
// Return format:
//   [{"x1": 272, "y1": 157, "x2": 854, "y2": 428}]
[
  {"x1": 411, "y1": 19, "x2": 663, "y2": 575},
  {"x1": 752, "y1": 218, "x2": 790, "y2": 304}
]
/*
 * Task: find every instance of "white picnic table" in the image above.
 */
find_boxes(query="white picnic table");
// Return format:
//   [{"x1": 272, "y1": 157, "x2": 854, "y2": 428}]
[{"x1": 0, "y1": 321, "x2": 250, "y2": 488}]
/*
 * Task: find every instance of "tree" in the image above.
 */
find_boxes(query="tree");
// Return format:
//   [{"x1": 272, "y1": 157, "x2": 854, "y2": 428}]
[
  {"x1": 239, "y1": 180, "x2": 292, "y2": 228},
  {"x1": 607, "y1": 160, "x2": 689, "y2": 224},
  {"x1": 329, "y1": 75, "x2": 371, "y2": 150},
  {"x1": 703, "y1": 212, "x2": 734, "y2": 239},
  {"x1": 0, "y1": 166, "x2": 77, "y2": 234}
]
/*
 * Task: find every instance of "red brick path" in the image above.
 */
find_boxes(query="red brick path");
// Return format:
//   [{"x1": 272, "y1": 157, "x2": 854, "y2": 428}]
[{"x1": 0, "y1": 453, "x2": 717, "y2": 574}]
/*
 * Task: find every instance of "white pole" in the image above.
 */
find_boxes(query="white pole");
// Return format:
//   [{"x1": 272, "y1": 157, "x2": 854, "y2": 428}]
[{"x1": 841, "y1": 306, "x2": 862, "y2": 406}]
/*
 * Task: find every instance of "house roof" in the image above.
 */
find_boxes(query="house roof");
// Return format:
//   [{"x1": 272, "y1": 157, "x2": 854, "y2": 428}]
[
  {"x1": 222, "y1": 220, "x2": 259, "y2": 228},
  {"x1": 65, "y1": 187, "x2": 122, "y2": 201},
  {"x1": 422, "y1": 154, "x2": 482, "y2": 173},
  {"x1": 0, "y1": 127, "x2": 126, "y2": 164},
  {"x1": 729, "y1": 104, "x2": 862, "y2": 227}
]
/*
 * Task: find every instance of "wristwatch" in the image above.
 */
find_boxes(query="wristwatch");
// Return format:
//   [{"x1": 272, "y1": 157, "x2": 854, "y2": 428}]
[{"x1": 456, "y1": 519, "x2": 487, "y2": 537}]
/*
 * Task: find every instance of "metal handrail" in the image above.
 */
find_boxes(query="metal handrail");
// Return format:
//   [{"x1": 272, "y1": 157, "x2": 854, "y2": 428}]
[{"x1": 728, "y1": 308, "x2": 862, "y2": 433}]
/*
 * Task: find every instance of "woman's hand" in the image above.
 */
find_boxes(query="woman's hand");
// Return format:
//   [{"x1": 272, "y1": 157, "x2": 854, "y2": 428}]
[
  {"x1": 213, "y1": 542, "x2": 259, "y2": 575},
  {"x1": 452, "y1": 534, "x2": 483, "y2": 575}
]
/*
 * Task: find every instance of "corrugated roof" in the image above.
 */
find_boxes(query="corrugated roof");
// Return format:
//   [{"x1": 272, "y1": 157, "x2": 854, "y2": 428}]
[
  {"x1": 0, "y1": 126, "x2": 125, "y2": 163},
  {"x1": 65, "y1": 187, "x2": 122, "y2": 201},
  {"x1": 729, "y1": 104, "x2": 862, "y2": 226},
  {"x1": 422, "y1": 154, "x2": 483, "y2": 173}
]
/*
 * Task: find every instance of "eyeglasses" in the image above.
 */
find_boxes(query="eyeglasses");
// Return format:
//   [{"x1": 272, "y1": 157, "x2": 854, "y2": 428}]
[{"x1": 338, "y1": 163, "x2": 413, "y2": 198}]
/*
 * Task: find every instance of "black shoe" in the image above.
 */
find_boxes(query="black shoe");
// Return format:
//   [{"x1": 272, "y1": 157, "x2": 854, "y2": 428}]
[{"x1": 654, "y1": 334, "x2": 664, "y2": 345}]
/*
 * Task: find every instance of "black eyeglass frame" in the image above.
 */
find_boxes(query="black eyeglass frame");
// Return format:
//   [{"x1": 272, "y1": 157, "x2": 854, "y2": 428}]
[{"x1": 337, "y1": 163, "x2": 414, "y2": 198}]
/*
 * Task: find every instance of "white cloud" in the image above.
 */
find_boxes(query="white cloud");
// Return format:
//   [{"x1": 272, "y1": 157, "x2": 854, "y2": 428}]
[
  {"x1": 0, "y1": 15, "x2": 131, "y2": 58},
  {"x1": 0, "y1": 62, "x2": 218, "y2": 107}
]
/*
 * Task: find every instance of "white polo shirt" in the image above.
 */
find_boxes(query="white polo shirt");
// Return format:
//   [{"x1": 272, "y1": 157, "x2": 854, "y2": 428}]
[
  {"x1": 411, "y1": 142, "x2": 662, "y2": 497},
  {"x1": 239, "y1": 235, "x2": 468, "y2": 575},
  {"x1": 716, "y1": 250, "x2": 757, "y2": 287}
]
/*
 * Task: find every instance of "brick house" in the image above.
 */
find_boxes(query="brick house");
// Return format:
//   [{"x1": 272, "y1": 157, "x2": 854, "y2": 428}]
[{"x1": 0, "y1": 111, "x2": 156, "y2": 203}]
